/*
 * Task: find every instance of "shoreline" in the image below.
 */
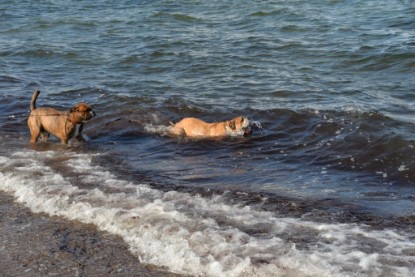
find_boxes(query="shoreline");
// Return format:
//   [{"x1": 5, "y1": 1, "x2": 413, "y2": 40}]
[{"x1": 0, "y1": 192, "x2": 180, "y2": 277}]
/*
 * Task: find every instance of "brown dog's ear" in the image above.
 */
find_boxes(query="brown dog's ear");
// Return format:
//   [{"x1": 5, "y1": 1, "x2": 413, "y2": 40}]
[{"x1": 229, "y1": 120, "x2": 236, "y2": 130}]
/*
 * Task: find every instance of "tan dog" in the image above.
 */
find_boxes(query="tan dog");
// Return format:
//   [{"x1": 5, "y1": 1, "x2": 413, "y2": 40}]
[
  {"x1": 27, "y1": 90, "x2": 96, "y2": 144},
  {"x1": 168, "y1": 116, "x2": 252, "y2": 138}
]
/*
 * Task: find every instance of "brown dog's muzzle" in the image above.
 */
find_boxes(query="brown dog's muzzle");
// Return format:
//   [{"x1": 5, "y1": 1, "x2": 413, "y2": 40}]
[
  {"x1": 83, "y1": 108, "x2": 96, "y2": 120},
  {"x1": 89, "y1": 110, "x2": 96, "y2": 118},
  {"x1": 73, "y1": 110, "x2": 95, "y2": 124}
]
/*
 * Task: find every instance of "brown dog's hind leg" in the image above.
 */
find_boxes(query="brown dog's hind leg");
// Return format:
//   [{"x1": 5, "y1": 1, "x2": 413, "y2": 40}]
[
  {"x1": 29, "y1": 126, "x2": 41, "y2": 143},
  {"x1": 40, "y1": 129, "x2": 49, "y2": 142},
  {"x1": 61, "y1": 138, "x2": 69, "y2": 144}
]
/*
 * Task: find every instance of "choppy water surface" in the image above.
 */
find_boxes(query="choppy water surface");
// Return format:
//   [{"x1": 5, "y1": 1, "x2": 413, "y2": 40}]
[{"x1": 1, "y1": 1, "x2": 415, "y2": 276}]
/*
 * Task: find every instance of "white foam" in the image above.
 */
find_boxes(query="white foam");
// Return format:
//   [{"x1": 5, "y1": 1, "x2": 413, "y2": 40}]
[
  {"x1": 0, "y1": 150, "x2": 414, "y2": 276},
  {"x1": 144, "y1": 123, "x2": 171, "y2": 136},
  {"x1": 250, "y1": 120, "x2": 268, "y2": 136}
]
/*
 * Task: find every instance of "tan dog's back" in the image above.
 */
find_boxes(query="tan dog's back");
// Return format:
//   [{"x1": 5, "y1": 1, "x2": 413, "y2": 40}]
[
  {"x1": 169, "y1": 117, "x2": 214, "y2": 137},
  {"x1": 169, "y1": 116, "x2": 251, "y2": 138}
]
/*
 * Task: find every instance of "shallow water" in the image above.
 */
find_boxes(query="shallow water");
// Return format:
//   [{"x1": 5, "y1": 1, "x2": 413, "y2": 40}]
[{"x1": 1, "y1": 0, "x2": 415, "y2": 276}]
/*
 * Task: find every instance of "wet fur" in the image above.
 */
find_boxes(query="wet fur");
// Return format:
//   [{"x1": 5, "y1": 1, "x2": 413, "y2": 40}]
[
  {"x1": 168, "y1": 116, "x2": 251, "y2": 138},
  {"x1": 27, "y1": 90, "x2": 96, "y2": 144}
]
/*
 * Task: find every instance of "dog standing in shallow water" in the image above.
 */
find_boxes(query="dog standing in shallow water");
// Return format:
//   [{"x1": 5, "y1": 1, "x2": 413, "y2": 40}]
[
  {"x1": 27, "y1": 90, "x2": 96, "y2": 144},
  {"x1": 168, "y1": 116, "x2": 252, "y2": 138}
]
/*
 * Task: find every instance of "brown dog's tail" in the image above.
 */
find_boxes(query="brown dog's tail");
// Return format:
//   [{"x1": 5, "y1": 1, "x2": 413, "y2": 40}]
[{"x1": 30, "y1": 89, "x2": 40, "y2": 111}]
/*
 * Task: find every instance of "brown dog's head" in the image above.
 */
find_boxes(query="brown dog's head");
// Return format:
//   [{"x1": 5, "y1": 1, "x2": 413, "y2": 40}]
[
  {"x1": 68, "y1": 103, "x2": 96, "y2": 124},
  {"x1": 225, "y1": 116, "x2": 252, "y2": 137}
]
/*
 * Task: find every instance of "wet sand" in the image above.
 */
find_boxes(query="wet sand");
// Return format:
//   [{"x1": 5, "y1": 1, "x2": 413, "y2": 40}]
[{"x1": 0, "y1": 192, "x2": 180, "y2": 277}]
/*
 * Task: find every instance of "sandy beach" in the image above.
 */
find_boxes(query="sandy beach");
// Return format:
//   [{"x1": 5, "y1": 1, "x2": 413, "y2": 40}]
[{"x1": 0, "y1": 192, "x2": 180, "y2": 277}]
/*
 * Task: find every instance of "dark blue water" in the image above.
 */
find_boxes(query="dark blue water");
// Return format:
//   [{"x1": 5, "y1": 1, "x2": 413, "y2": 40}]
[{"x1": 1, "y1": 1, "x2": 415, "y2": 275}]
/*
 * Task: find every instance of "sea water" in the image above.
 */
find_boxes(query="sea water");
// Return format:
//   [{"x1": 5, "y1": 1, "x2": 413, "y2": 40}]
[{"x1": 1, "y1": 0, "x2": 415, "y2": 276}]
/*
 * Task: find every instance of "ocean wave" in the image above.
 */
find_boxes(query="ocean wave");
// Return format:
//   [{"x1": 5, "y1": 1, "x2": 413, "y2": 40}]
[
  {"x1": 84, "y1": 98, "x2": 415, "y2": 186},
  {"x1": 345, "y1": 52, "x2": 415, "y2": 72},
  {"x1": 253, "y1": 108, "x2": 415, "y2": 186},
  {"x1": 152, "y1": 11, "x2": 203, "y2": 23},
  {"x1": 12, "y1": 48, "x2": 79, "y2": 60},
  {"x1": 2, "y1": 86, "x2": 414, "y2": 187},
  {"x1": 0, "y1": 75, "x2": 21, "y2": 84},
  {"x1": 250, "y1": 9, "x2": 287, "y2": 17},
  {"x1": 0, "y1": 150, "x2": 414, "y2": 276}
]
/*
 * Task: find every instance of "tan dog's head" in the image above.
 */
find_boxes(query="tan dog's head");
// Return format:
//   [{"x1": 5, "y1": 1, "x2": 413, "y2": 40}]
[
  {"x1": 68, "y1": 103, "x2": 96, "y2": 124},
  {"x1": 225, "y1": 116, "x2": 252, "y2": 137}
]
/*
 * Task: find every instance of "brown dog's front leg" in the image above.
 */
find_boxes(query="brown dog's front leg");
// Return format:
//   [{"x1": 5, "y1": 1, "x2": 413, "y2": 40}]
[{"x1": 75, "y1": 123, "x2": 86, "y2": 143}]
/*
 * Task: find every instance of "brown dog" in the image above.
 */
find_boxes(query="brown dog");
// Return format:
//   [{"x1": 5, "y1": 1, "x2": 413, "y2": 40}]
[
  {"x1": 168, "y1": 116, "x2": 252, "y2": 138},
  {"x1": 27, "y1": 90, "x2": 96, "y2": 144}
]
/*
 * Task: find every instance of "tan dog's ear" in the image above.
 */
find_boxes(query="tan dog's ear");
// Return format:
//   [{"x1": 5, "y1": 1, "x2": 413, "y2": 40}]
[{"x1": 229, "y1": 120, "x2": 236, "y2": 130}]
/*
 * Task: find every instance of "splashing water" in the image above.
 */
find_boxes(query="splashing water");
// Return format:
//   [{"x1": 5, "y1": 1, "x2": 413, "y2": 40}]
[
  {"x1": 144, "y1": 123, "x2": 171, "y2": 136},
  {"x1": 250, "y1": 120, "x2": 267, "y2": 135}
]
